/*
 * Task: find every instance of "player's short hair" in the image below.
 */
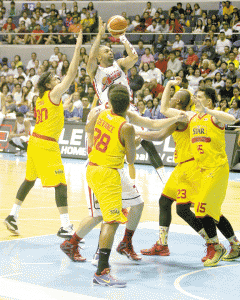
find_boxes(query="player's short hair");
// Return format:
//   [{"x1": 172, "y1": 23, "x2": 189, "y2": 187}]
[
  {"x1": 16, "y1": 112, "x2": 24, "y2": 118},
  {"x1": 198, "y1": 87, "x2": 218, "y2": 106},
  {"x1": 108, "y1": 84, "x2": 130, "y2": 115},
  {"x1": 37, "y1": 71, "x2": 52, "y2": 98}
]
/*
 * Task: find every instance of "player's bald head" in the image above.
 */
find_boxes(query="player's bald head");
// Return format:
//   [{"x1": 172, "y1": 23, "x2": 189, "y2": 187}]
[
  {"x1": 98, "y1": 46, "x2": 112, "y2": 56},
  {"x1": 173, "y1": 90, "x2": 191, "y2": 110}
]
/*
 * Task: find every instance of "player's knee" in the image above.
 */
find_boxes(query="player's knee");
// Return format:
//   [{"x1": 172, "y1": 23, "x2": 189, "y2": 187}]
[
  {"x1": 159, "y1": 195, "x2": 173, "y2": 211},
  {"x1": 55, "y1": 184, "x2": 68, "y2": 207},
  {"x1": 176, "y1": 203, "x2": 191, "y2": 218},
  {"x1": 16, "y1": 179, "x2": 36, "y2": 201}
]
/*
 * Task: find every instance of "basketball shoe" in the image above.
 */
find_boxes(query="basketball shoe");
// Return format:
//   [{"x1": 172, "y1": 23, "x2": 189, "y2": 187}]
[
  {"x1": 57, "y1": 225, "x2": 85, "y2": 242},
  {"x1": 93, "y1": 268, "x2": 126, "y2": 288},
  {"x1": 116, "y1": 242, "x2": 142, "y2": 261},
  {"x1": 222, "y1": 243, "x2": 240, "y2": 261},
  {"x1": 60, "y1": 240, "x2": 86, "y2": 262},
  {"x1": 141, "y1": 242, "x2": 170, "y2": 256},
  {"x1": 4, "y1": 215, "x2": 20, "y2": 235},
  {"x1": 203, "y1": 243, "x2": 226, "y2": 267}
]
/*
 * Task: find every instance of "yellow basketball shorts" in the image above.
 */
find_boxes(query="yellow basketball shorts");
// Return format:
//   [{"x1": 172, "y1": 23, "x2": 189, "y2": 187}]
[
  {"x1": 195, "y1": 163, "x2": 229, "y2": 222},
  {"x1": 86, "y1": 165, "x2": 128, "y2": 224},
  {"x1": 162, "y1": 159, "x2": 201, "y2": 204},
  {"x1": 25, "y1": 138, "x2": 66, "y2": 187}
]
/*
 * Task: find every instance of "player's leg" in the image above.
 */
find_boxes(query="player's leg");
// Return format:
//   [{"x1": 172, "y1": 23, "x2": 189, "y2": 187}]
[
  {"x1": 217, "y1": 215, "x2": 240, "y2": 261},
  {"x1": 140, "y1": 140, "x2": 167, "y2": 184},
  {"x1": 141, "y1": 167, "x2": 178, "y2": 256},
  {"x1": 195, "y1": 165, "x2": 229, "y2": 267},
  {"x1": 116, "y1": 169, "x2": 143, "y2": 260},
  {"x1": 87, "y1": 165, "x2": 127, "y2": 287},
  {"x1": 4, "y1": 146, "x2": 37, "y2": 235}
]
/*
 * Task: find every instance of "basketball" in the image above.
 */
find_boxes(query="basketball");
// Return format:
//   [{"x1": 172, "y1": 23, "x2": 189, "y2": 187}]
[{"x1": 107, "y1": 15, "x2": 128, "y2": 36}]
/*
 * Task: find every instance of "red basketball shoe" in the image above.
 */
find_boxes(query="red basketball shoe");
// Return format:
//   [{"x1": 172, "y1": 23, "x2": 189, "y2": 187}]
[
  {"x1": 116, "y1": 242, "x2": 142, "y2": 261},
  {"x1": 140, "y1": 242, "x2": 170, "y2": 256},
  {"x1": 60, "y1": 240, "x2": 86, "y2": 262}
]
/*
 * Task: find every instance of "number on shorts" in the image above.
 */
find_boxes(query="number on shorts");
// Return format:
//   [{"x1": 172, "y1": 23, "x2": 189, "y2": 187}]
[
  {"x1": 36, "y1": 108, "x2": 48, "y2": 124},
  {"x1": 177, "y1": 189, "x2": 186, "y2": 199},
  {"x1": 197, "y1": 202, "x2": 206, "y2": 213},
  {"x1": 197, "y1": 145, "x2": 204, "y2": 154},
  {"x1": 94, "y1": 128, "x2": 111, "y2": 153}
]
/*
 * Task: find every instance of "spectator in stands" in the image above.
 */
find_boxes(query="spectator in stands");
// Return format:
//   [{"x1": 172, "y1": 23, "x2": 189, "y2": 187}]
[
  {"x1": 179, "y1": 13, "x2": 190, "y2": 28},
  {"x1": 192, "y1": 3, "x2": 202, "y2": 16},
  {"x1": 217, "y1": 45, "x2": 230, "y2": 66},
  {"x1": 134, "y1": 18, "x2": 147, "y2": 32},
  {"x1": 221, "y1": 21, "x2": 232, "y2": 39},
  {"x1": 139, "y1": 63, "x2": 151, "y2": 83},
  {"x1": 54, "y1": 18, "x2": 63, "y2": 33},
  {"x1": 185, "y1": 47, "x2": 199, "y2": 68},
  {"x1": 59, "y1": 2, "x2": 67, "y2": 18},
  {"x1": 137, "y1": 100, "x2": 152, "y2": 117},
  {"x1": 44, "y1": 24, "x2": 58, "y2": 45},
  {"x1": 143, "y1": 87, "x2": 153, "y2": 102},
  {"x1": 72, "y1": 6, "x2": 80, "y2": 20},
  {"x1": 132, "y1": 15, "x2": 141, "y2": 28},
  {"x1": 167, "y1": 50, "x2": 182, "y2": 76},
  {"x1": 204, "y1": 77, "x2": 213, "y2": 87},
  {"x1": 211, "y1": 14, "x2": 221, "y2": 28},
  {"x1": 49, "y1": 47, "x2": 59, "y2": 63},
  {"x1": 146, "y1": 19, "x2": 160, "y2": 32},
  {"x1": 58, "y1": 26, "x2": 71, "y2": 44},
  {"x1": 151, "y1": 98, "x2": 160, "y2": 119},
  {"x1": 19, "y1": 12, "x2": 31, "y2": 29},
  {"x1": 152, "y1": 34, "x2": 167, "y2": 56},
  {"x1": 228, "y1": 99, "x2": 240, "y2": 125},
  {"x1": 14, "y1": 55, "x2": 23, "y2": 68},
  {"x1": 159, "y1": 18, "x2": 169, "y2": 33},
  {"x1": 215, "y1": 98, "x2": 229, "y2": 112},
  {"x1": 12, "y1": 83, "x2": 22, "y2": 104},
  {"x1": 201, "y1": 38, "x2": 216, "y2": 61},
  {"x1": 0, "y1": 11, "x2": 6, "y2": 29},
  {"x1": 80, "y1": 8, "x2": 87, "y2": 21},
  {"x1": 126, "y1": 18, "x2": 134, "y2": 33},
  {"x1": 163, "y1": 69, "x2": 173, "y2": 86},
  {"x1": 206, "y1": 30, "x2": 217, "y2": 46},
  {"x1": 17, "y1": 86, "x2": 30, "y2": 115},
  {"x1": 218, "y1": 61, "x2": 229, "y2": 80},
  {"x1": 82, "y1": 75, "x2": 92, "y2": 94},
  {"x1": 129, "y1": 66, "x2": 144, "y2": 96},
  {"x1": 226, "y1": 62, "x2": 240, "y2": 84},
  {"x1": 212, "y1": 72, "x2": 225, "y2": 94},
  {"x1": 148, "y1": 61, "x2": 162, "y2": 84},
  {"x1": 193, "y1": 19, "x2": 205, "y2": 33},
  {"x1": 215, "y1": 31, "x2": 232, "y2": 56},
  {"x1": 230, "y1": 87, "x2": 240, "y2": 105},
  {"x1": 148, "y1": 78, "x2": 164, "y2": 99},
  {"x1": 143, "y1": 2, "x2": 156, "y2": 17},
  {"x1": 28, "y1": 17, "x2": 37, "y2": 33},
  {"x1": 87, "y1": 2, "x2": 97, "y2": 19},
  {"x1": 232, "y1": 18, "x2": 240, "y2": 32},
  {"x1": 79, "y1": 96, "x2": 91, "y2": 120},
  {"x1": 227, "y1": 52, "x2": 239, "y2": 69},
  {"x1": 139, "y1": 48, "x2": 154, "y2": 70},
  {"x1": 64, "y1": 97, "x2": 81, "y2": 121},
  {"x1": 80, "y1": 11, "x2": 94, "y2": 37},
  {"x1": 4, "y1": 94, "x2": 16, "y2": 115},
  {"x1": 60, "y1": 60, "x2": 70, "y2": 79},
  {"x1": 6, "y1": 75, "x2": 14, "y2": 92},
  {"x1": 169, "y1": 18, "x2": 183, "y2": 33},
  {"x1": 26, "y1": 53, "x2": 39, "y2": 71},
  {"x1": 170, "y1": 34, "x2": 184, "y2": 52},
  {"x1": 219, "y1": 78, "x2": 234, "y2": 103},
  {"x1": 31, "y1": 24, "x2": 44, "y2": 45},
  {"x1": 65, "y1": 11, "x2": 73, "y2": 28},
  {"x1": 185, "y1": 3, "x2": 193, "y2": 17},
  {"x1": 223, "y1": 1, "x2": 235, "y2": 16},
  {"x1": 69, "y1": 16, "x2": 82, "y2": 43},
  {"x1": 142, "y1": 12, "x2": 152, "y2": 27},
  {"x1": 146, "y1": 99, "x2": 153, "y2": 112},
  {"x1": 188, "y1": 68, "x2": 203, "y2": 94},
  {"x1": 87, "y1": 86, "x2": 95, "y2": 104},
  {"x1": 199, "y1": 59, "x2": 211, "y2": 77},
  {"x1": 8, "y1": 1, "x2": 17, "y2": 17},
  {"x1": 200, "y1": 11, "x2": 208, "y2": 26},
  {"x1": 14, "y1": 21, "x2": 30, "y2": 45},
  {"x1": 40, "y1": 17, "x2": 48, "y2": 33},
  {"x1": 155, "y1": 52, "x2": 168, "y2": 74}
]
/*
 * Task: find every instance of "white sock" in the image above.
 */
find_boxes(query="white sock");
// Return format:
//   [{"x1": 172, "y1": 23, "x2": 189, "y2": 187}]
[
  {"x1": 60, "y1": 213, "x2": 71, "y2": 228},
  {"x1": 10, "y1": 204, "x2": 21, "y2": 220},
  {"x1": 156, "y1": 167, "x2": 167, "y2": 185}
]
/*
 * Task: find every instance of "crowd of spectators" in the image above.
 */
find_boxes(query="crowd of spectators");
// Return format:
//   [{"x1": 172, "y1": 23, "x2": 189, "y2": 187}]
[{"x1": 0, "y1": 1, "x2": 240, "y2": 126}]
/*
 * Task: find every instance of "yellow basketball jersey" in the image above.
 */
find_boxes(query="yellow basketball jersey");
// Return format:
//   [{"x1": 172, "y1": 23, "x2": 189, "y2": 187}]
[
  {"x1": 89, "y1": 109, "x2": 126, "y2": 169},
  {"x1": 190, "y1": 113, "x2": 228, "y2": 169},
  {"x1": 172, "y1": 123, "x2": 194, "y2": 163},
  {"x1": 33, "y1": 90, "x2": 64, "y2": 141}
]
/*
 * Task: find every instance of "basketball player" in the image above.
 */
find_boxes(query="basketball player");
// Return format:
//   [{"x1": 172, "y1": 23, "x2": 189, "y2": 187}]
[
  {"x1": 153, "y1": 79, "x2": 240, "y2": 266},
  {"x1": 8, "y1": 112, "x2": 31, "y2": 155},
  {"x1": 87, "y1": 16, "x2": 167, "y2": 184},
  {"x1": 60, "y1": 85, "x2": 187, "y2": 264},
  {"x1": 4, "y1": 31, "x2": 83, "y2": 239}
]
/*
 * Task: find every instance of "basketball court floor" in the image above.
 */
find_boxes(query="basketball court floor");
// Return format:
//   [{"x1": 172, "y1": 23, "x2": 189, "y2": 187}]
[{"x1": 0, "y1": 153, "x2": 240, "y2": 300}]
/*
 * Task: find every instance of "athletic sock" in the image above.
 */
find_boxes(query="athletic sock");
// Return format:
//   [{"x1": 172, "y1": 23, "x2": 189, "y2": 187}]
[
  {"x1": 122, "y1": 228, "x2": 135, "y2": 245},
  {"x1": 156, "y1": 167, "x2": 167, "y2": 185},
  {"x1": 60, "y1": 213, "x2": 71, "y2": 228},
  {"x1": 208, "y1": 236, "x2": 219, "y2": 244},
  {"x1": 228, "y1": 235, "x2": 240, "y2": 246},
  {"x1": 198, "y1": 228, "x2": 210, "y2": 243},
  {"x1": 10, "y1": 204, "x2": 21, "y2": 220},
  {"x1": 158, "y1": 226, "x2": 169, "y2": 245},
  {"x1": 96, "y1": 248, "x2": 111, "y2": 275},
  {"x1": 69, "y1": 233, "x2": 82, "y2": 245}
]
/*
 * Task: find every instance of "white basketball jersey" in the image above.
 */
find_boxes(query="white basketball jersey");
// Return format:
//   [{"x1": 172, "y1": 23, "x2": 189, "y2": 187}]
[{"x1": 93, "y1": 61, "x2": 132, "y2": 105}]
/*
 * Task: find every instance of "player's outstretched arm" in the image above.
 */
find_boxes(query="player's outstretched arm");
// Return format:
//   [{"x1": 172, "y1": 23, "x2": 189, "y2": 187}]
[
  {"x1": 86, "y1": 16, "x2": 106, "y2": 81},
  {"x1": 136, "y1": 124, "x2": 178, "y2": 141},
  {"x1": 117, "y1": 35, "x2": 138, "y2": 73},
  {"x1": 121, "y1": 123, "x2": 136, "y2": 165},
  {"x1": 127, "y1": 110, "x2": 188, "y2": 130},
  {"x1": 85, "y1": 107, "x2": 101, "y2": 134},
  {"x1": 50, "y1": 30, "x2": 83, "y2": 104}
]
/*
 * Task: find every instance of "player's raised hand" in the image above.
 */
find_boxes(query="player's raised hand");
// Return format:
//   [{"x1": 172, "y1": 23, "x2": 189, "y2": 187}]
[
  {"x1": 176, "y1": 111, "x2": 189, "y2": 123},
  {"x1": 169, "y1": 76, "x2": 182, "y2": 86},
  {"x1": 98, "y1": 16, "x2": 106, "y2": 36},
  {"x1": 76, "y1": 29, "x2": 83, "y2": 48}
]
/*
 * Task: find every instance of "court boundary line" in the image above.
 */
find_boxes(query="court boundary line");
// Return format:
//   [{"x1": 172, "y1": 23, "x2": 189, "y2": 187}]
[{"x1": 174, "y1": 264, "x2": 240, "y2": 300}]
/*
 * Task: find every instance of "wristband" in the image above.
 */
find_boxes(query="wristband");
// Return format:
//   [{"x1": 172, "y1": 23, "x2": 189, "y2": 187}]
[
  {"x1": 119, "y1": 35, "x2": 137, "y2": 55},
  {"x1": 119, "y1": 35, "x2": 127, "y2": 43}
]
